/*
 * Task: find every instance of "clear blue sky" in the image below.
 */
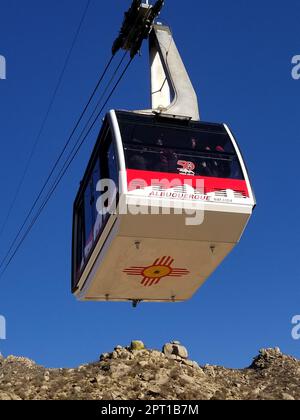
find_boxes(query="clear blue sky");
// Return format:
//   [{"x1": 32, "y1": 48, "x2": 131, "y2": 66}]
[{"x1": 0, "y1": 0, "x2": 299, "y2": 368}]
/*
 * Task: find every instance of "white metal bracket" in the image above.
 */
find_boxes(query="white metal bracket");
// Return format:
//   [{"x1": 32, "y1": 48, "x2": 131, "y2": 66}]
[{"x1": 148, "y1": 24, "x2": 200, "y2": 121}]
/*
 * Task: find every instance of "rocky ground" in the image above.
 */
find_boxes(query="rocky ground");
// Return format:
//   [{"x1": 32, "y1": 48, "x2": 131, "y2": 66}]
[{"x1": 0, "y1": 342, "x2": 299, "y2": 400}]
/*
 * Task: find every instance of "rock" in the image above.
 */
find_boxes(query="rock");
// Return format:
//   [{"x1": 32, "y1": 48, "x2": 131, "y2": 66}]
[
  {"x1": 148, "y1": 385, "x2": 160, "y2": 395},
  {"x1": 175, "y1": 346, "x2": 188, "y2": 360},
  {"x1": 166, "y1": 354, "x2": 177, "y2": 360},
  {"x1": 0, "y1": 392, "x2": 13, "y2": 400},
  {"x1": 163, "y1": 342, "x2": 188, "y2": 360},
  {"x1": 5, "y1": 356, "x2": 35, "y2": 368},
  {"x1": 259, "y1": 348, "x2": 282, "y2": 359},
  {"x1": 182, "y1": 359, "x2": 193, "y2": 367},
  {"x1": 130, "y1": 341, "x2": 145, "y2": 351},
  {"x1": 141, "y1": 372, "x2": 155, "y2": 382},
  {"x1": 163, "y1": 343, "x2": 175, "y2": 358},
  {"x1": 155, "y1": 373, "x2": 170, "y2": 385},
  {"x1": 111, "y1": 351, "x2": 118, "y2": 360},
  {"x1": 110, "y1": 363, "x2": 131, "y2": 377},
  {"x1": 182, "y1": 359, "x2": 200, "y2": 369},
  {"x1": 251, "y1": 347, "x2": 285, "y2": 370},
  {"x1": 281, "y1": 393, "x2": 295, "y2": 401},
  {"x1": 100, "y1": 352, "x2": 110, "y2": 361},
  {"x1": 151, "y1": 350, "x2": 163, "y2": 358},
  {"x1": 44, "y1": 371, "x2": 50, "y2": 382},
  {"x1": 0, "y1": 391, "x2": 22, "y2": 401},
  {"x1": 203, "y1": 365, "x2": 216, "y2": 378},
  {"x1": 138, "y1": 361, "x2": 148, "y2": 368},
  {"x1": 179, "y1": 374, "x2": 194, "y2": 385},
  {"x1": 116, "y1": 349, "x2": 131, "y2": 360},
  {"x1": 96, "y1": 375, "x2": 106, "y2": 384}
]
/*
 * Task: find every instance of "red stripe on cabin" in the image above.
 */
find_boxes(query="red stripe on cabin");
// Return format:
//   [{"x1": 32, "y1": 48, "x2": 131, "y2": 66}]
[{"x1": 126, "y1": 169, "x2": 249, "y2": 197}]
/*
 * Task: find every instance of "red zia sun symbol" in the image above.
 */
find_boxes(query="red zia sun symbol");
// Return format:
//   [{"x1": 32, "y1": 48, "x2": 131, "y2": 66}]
[{"x1": 123, "y1": 256, "x2": 190, "y2": 287}]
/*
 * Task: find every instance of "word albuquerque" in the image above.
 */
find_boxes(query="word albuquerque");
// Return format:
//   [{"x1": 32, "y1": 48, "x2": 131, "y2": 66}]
[
  {"x1": 0, "y1": 55, "x2": 6, "y2": 80},
  {"x1": 292, "y1": 55, "x2": 300, "y2": 80},
  {"x1": 148, "y1": 190, "x2": 209, "y2": 201}
]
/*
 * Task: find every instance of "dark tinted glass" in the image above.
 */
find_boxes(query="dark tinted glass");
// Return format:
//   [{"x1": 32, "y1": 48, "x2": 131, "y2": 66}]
[
  {"x1": 118, "y1": 114, "x2": 244, "y2": 180},
  {"x1": 124, "y1": 146, "x2": 243, "y2": 178},
  {"x1": 74, "y1": 126, "x2": 120, "y2": 280},
  {"x1": 75, "y1": 203, "x2": 85, "y2": 275},
  {"x1": 75, "y1": 158, "x2": 101, "y2": 274},
  {"x1": 120, "y1": 122, "x2": 236, "y2": 154}
]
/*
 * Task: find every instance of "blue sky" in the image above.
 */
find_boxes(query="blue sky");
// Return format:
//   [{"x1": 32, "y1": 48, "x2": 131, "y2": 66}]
[{"x1": 0, "y1": 0, "x2": 299, "y2": 368}]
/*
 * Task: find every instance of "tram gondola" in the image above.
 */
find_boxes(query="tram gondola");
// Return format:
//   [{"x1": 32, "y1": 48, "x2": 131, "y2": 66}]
[{"x1": 71, "y1": 1, "x2": 255, "y2": 304}]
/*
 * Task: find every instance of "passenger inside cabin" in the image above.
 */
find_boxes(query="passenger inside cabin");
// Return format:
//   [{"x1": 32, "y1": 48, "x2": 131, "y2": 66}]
[
  {"x1": 215, "y1": 145, "x2": 231, "y2": 178},
  {"x1": 128, "y1": 138, "x2": 147, "y2": 170},
  {"x1": 154, "y1": 136, "x2": 178, "y2": 173}
]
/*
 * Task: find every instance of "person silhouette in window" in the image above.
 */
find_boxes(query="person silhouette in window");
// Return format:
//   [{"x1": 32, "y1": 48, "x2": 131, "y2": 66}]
[
  {"x1": 128, "y1": 138, "x2": 147, "y2": 171},
  {"x1": 155, "y1": 136, "x2": 177, "y2": 173},
  {"x1": 214, "y1": 145, "x2": 231, "y2": 178},
  {"x1": 197, "y1": 145, "x2": 212, "y2": 176}
]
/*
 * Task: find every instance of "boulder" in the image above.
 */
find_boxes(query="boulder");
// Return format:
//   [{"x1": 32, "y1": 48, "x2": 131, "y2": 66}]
[
  {"x1": 163, "y1": 342, "x2": 188, "y2": 360},
  {"x1": 130, "y1": 341, "x2": 145, "y2": 351}
]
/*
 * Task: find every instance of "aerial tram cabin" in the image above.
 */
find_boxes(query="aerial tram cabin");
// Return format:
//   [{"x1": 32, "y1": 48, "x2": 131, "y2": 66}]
[{"x1": 71, "y1": 1, "x2": 255, "y2": 305}]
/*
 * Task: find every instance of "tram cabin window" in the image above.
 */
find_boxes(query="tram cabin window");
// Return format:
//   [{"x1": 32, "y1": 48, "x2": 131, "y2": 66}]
[
  {"x1": 74, "y1": 129, "x2": 119, "y2": 280},
  {"x1": 118, "y1": 114, "x2": 244, "y2": 180}
]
